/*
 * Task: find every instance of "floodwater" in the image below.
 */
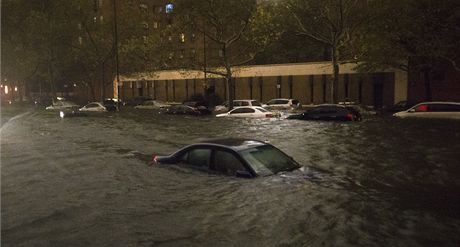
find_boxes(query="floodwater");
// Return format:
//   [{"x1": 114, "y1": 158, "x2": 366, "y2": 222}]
[{"x1": 1, "y1": 108, "x2": 460, "y2": 246}]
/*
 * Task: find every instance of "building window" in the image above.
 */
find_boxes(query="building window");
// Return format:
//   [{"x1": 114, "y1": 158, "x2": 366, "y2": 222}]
[
  {"x1": 166, "y1": 3, "x2": 174, "y2": 13},
  {"x1": 142, "y1": 22, "x2": 149, "y2": 30},
  {"x1": 180, "y1": 33, "x2": 185, "y2": 43},
  {"x1": 219, "y1": 49, "x2": 224, "y2": 57},
  {"x1": 153, "y1": 21, "x2": 159, "y2": 29},
  {"x1": 168, "y1": 36, "x2": 172, "y2": 41}
]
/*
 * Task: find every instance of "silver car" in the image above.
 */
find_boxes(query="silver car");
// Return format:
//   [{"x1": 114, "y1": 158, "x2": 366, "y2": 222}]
[{"x1": 393, "y1": 102, "x2": 460, "y2": 119}]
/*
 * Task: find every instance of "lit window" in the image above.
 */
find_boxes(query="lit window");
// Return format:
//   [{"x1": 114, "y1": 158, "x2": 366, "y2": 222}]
[
  {"x1": 166, "y1": 3, "x2": 173, "y2": 13},
  {"x1": 168, "y1": 36, "x2": 172, "y2": 41},
  {"x1": 180, "y1": 33, "x2": 185, "y2": 43},
  {"x1": 153, "y1": 21, "x2": 158, "y2": 29},
  {"x1": 168, "y1": 52, "x2": 173, "y2": 59}
]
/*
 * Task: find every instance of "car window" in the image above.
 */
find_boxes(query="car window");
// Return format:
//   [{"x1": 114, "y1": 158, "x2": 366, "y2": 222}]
[
  {"x1": 292, "y1": 100, "x2": 299, "y2": 105},
  {"x1": 183, "y1": 148, "x2": 211, "y2": 167},
  {"x1": 275, "y1": 99, "x2": 289, "y2": 104},
  {"x1": 428, "y1": 104, "x2": 460, "y2": 112},
  {"x1": 87, "y1": 103, "x2": 98, "y2": 108},
  {"x1": 234, "y1": 101, "x2": 243, "y2": 107},
  {"x1": 251, "y1": 101, "x2": 262, "y2": 106},
  {"x1": 255, "y1": 107, "x2": 268, "y2": 112},
  {"x1": 415, "y1": 104, "x2": 428, "y2": 112},
  {"x1": 230, "y1": 108, "x2": 255, "y2": 114},
  {"x1": 239, "y1": 145, "x2": 299, "y2": 175},
  {"x1": 212, "y1": 150, "x2": 247, "y2": 176}
]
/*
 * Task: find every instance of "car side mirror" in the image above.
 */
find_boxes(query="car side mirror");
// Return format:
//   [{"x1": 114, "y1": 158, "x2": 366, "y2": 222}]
[{"x1": 236, "y1": 170, "x2": 252, "y2": 178}]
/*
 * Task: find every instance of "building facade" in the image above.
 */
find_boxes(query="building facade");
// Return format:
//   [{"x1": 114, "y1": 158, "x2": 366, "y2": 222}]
[{"x1": 114, "y1": 62, "x2": 408, "y2": 108}]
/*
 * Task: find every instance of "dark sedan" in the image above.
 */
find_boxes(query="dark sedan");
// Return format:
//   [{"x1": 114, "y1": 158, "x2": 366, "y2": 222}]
[
  {"x1": 165, "y1": 104, "x2": 211, "y2": 115},
  {"x1": 287, "y1": 104, "x2": 361, "y2": 121},
  {"x1": 150, "y1": 139, "x2": 300, "y2": 178}
]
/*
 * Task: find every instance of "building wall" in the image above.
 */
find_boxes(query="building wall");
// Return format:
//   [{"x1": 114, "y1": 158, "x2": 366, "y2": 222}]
[{"x1": 114, "y1": 62, "x2": 409, "y2": 108}]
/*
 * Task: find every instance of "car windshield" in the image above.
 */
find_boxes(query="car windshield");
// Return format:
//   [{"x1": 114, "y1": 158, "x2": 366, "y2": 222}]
[{"x1": 239, "y1": 145, "x2": 300, "y2": 176}]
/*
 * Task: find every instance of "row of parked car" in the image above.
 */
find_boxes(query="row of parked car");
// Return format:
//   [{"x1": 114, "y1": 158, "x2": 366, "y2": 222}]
[
  {"x1": 45, "y1": 99, "x2": 121, "y2": 112},
  {"x1": 44, "y1": 97, "x2": 460, "y2": 121}
]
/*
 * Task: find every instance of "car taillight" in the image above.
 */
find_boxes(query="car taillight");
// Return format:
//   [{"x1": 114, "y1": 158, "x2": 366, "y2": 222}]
[
  {"x1": 346, "y1": 113, "x2": 354, "y2": 121},
  {"x1": 265, "y1": 113, "x2": 274, "y2": 118},
  {"x1": 148, "y1": 154, "x2": 158, "y2": 166}
]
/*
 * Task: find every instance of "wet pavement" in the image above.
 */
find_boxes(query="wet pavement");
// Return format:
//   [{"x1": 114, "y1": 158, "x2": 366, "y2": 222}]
[{"x1": 1, "y1": 108, "x2": 460, "y2": 246}]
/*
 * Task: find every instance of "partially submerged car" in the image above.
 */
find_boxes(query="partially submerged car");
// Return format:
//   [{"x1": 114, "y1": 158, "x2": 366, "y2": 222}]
[
  {"x1": 215, "y1": 99, "x2": 266, "y2": 112},
  {"x1": 79, "y1": 102, "x2": 107, "y2": 112},
  {"x1": 164, "y1": 104, "x2": 211, "y2": 116},
  {"x1": 103, "y1": 98, "x2": 121, "y2": 112},
  {"x1": 134, "y1": 100, "x2": 170, "y2": 110},
  {"x1": 393, "y1": 102, "x2": 460, "y2": 119},
  {"x1": 216, "y1": 106, "x2": 279, "y2": 118},
  {"x1": 150, "y1": 139, "x2": 300, "y2": 178},
  {"x1": 265, "y1": 98, "x2": 300, "y2": 110},
  {"x1": 287, "y1": 104, "x2": 361, "y2": 121},
  {"x1": 45, "y1": 101, "x2": 80, "y2": 111}
]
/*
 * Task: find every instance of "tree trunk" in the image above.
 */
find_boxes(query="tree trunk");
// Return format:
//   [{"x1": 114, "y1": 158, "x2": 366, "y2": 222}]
[{"x1": 331, "y1": 45, "x2": 339, "y2": 104}]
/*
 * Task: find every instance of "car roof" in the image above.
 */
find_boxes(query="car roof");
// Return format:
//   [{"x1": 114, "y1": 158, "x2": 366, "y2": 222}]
[
  {"x1": 189, "y1": 138, "x2": 268, "y2": 151},
  {"x1": 414, "y1": 102, "x2": 460, "y2": 105}
]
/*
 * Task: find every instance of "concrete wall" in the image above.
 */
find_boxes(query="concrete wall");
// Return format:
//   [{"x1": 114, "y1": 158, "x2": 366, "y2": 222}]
[{"x1": 114, "y1": 62, "x2": 409, "y2": 108}]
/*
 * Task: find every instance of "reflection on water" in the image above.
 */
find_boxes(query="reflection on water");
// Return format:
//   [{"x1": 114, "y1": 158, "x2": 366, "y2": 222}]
[{"x1": 2, "y1": 109, "x2": 460, "y2": 246}]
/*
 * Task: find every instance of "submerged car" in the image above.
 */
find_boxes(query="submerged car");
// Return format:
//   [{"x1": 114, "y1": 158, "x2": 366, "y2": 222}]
[
  {"x1": 165, "y1": 104, "x2": 210, "y2": 115},
  {"x1": 393, "y1": 102, "x2": 460, "y2": 119},
  {"x1": 79, "y1": 102, "x2": 107, "y2": 112},
  {"x1": 45, "y1": 101, "x2": 80, "y2": 111},
  {"x1": 265, "y1": 98, "x2": 300, "y2": 110},
  {"x1": 150, "y1": 139, "x2": 300, "y2": 178},
  {"x1": 216, "y1": 106, "x2": 279, "y2": 118},
  {"x1": 134, "y1": 100, "x2": 170, "y2": 110},
  {"x1": 215, "y1": 99, "x2": 266, "y2": 112},
  {"x1": 287, "y1": 104, "x2": 361, "y2": 121},
  {"x1": 103, "y1": 98, "x2": 121, "y2": 112}
]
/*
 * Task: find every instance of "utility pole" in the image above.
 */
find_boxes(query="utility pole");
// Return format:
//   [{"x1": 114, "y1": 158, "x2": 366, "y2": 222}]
[
  {"x1": 203, "y1": 21, "x2": 207, "y2": 93},
  {"x1": 112, "y1": 0, "x2": 121, "y2": 100}
]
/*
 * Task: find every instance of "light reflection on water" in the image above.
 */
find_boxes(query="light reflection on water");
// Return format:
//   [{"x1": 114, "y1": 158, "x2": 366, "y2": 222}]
[{"x1": 1, "y1": 109, "x2": 460, "y2": 246}]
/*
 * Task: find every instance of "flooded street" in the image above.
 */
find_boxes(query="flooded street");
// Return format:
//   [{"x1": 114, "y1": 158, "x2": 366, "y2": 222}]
[{"x1": 2, "y1": 109, "x2": 460, "y2": 246}]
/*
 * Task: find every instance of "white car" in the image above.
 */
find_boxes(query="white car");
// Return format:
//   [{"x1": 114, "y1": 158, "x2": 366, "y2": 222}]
[
  {"x1": 216, "y1": 106, "x2": 279, "y2": 118},
  {"x1": 79, "y1": 102, "x2": 107, "y2": 112},
  {"x1": 45, "y1": 101, "x2": 80, "y2": 111},
  {"x1": 265, "y1": 98, "x2": 300, "y2": 110},
  {"x1": 214, "y1": 99, "x2": 266, "y2": 112},
  {"x1": 393, "y1": 102, "x2": 460, "y2": 119},
  {"x1": 134, "y1": 100, "x2": 170, "y2": 109}
]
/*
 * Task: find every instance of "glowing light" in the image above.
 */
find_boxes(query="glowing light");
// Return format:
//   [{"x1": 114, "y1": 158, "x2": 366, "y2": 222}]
[
  {"x1": 14, "y1": 86, "x2": 18, "y2": 92},
  {"x1": 166, "y1": 3, "x2": 173, "y2": 13},
  {"x1": 4, "y1": 85, "x2": 9, "y2": 94},
  {"x1": 59, "y1": 111, "x2": 65, "y2": 118}
]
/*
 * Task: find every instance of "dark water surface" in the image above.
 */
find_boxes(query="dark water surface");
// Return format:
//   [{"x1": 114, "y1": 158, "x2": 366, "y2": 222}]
[{"x1": 2, "y1": 109, "x2": 460, "y2": 246}]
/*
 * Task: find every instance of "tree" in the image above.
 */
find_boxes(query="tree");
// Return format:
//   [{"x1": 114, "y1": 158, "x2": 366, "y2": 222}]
[
  {"x1": 283, "y1": 0, "x2": 370, "y2": 103},
  {"x1": 173, "y1": 0, "x2": 281, "y2": 109},
  {"x1": 355, "y1": 0, "x2": 460, "y2": 101}
]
